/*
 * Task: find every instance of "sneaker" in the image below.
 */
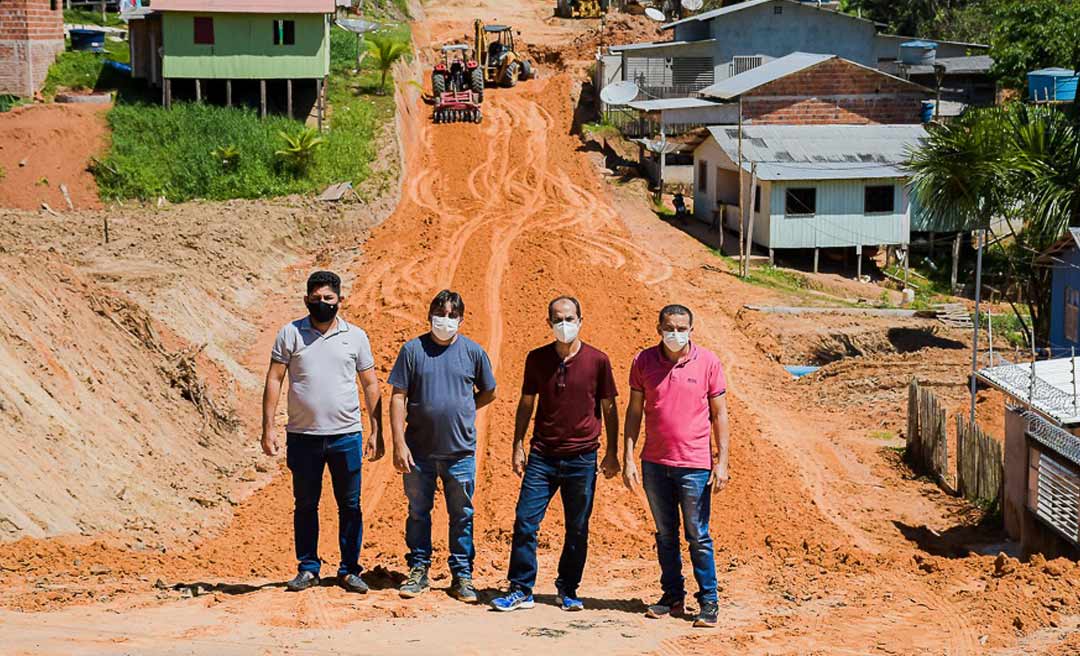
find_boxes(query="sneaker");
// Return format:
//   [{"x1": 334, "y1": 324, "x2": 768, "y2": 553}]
[
  {"x1": 285, "y1": 571, "x2": 320, "y2": 592},
  {"x1": 399, "y1": 565, "x2": 429, "y2": 599},
  {"x1": 556, "y1": 585, "x2": 584, "y2": 612},
  {"x1": 339, "y1": 573, "x2": 369, "y2": 594},
  {"x1": 490, "y1": 589, "x2": 535, "y2": 612},
  {"x1": 449, "y1": 576, "x2": 478, "y2": 604},
  {"x1": 693, "y1": 600, "x2": 719, "y2": 628},
  {"x1": 645, "y1": 592, "x2": 685, "y2": 619}
]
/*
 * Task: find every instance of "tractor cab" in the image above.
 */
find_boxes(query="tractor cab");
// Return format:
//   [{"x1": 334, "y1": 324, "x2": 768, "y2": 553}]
[
  {"x1": 483, "y1": 25, "x2": 515, "y2": 66},
  {"x1": 435, "y1": 44, "x2": 477, "y2": 93}
]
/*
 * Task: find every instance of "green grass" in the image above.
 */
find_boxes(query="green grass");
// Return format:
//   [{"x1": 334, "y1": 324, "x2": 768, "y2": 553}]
[
  {"x1": 42, "y1": 38, "x2": 130, "y2": 97},
  {"x1": 64, "y1": 8, "x2": 125, "y2": 28},
  {"x1": 582, "y1": 120, "x2": 621, "y2": 140},
  {"x1": 713, "y1": 252, "x2": 812, "y2": 294},
  {"x1": 92, "y1": 25, "x2": 409, "y2": 202},
  {"x1": 0, "y1": 94, "x2": 26, "y2": 112}
]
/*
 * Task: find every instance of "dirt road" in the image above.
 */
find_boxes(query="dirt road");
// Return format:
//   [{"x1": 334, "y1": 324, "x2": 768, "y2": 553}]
[{"x1": 2, "y1": 0, "x2": 1080, "y2": 653}]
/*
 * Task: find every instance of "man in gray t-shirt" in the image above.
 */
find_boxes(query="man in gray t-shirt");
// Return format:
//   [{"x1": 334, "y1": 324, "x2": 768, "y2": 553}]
[
  {"x1": 389, "y1": 289, "x2": 496, "y2": 604},
  {"x1": 262, "y1": 271, "x2": 383, "y2": 595}
]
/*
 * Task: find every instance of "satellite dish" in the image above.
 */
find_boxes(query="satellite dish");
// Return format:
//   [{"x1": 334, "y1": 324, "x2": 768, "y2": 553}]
[
  {"x1": 336, "y1": 18, "x2": 381, "y2": 34},
  {"x1": 600, "y1": 80, "x2": 640, "y2": 105},
  {"x1": 682, "y1": 0, "x2": 703, "y2": 10},
  {"x1": 645, "y1": 7, "x2": 666, "y2": 22}
]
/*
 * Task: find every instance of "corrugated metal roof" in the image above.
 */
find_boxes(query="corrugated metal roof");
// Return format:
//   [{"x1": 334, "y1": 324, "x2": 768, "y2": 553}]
[
  {"x1": 609, "y1": 39, "x2": 715, "y2": 53},
  {"x1": 1030, "y1": 68, "x2": 1078, "y2": 77},
  {"x1": 907, "y1": 55, "x2": 993, "y2": 75},
  {"x1": 153, "y1": 0, "x2": 334, "y2": 13},
  {"x1": 978, "y1": 357, "x2": 1080, "y2": 426},
  {"x1": 700, "y1": 52, "x2": 832, "y2": 99},
  {"x1": 627, "y1": 97, "x2": 721, "y2": 111},
  {"x1": 662, "y1": 0, "x2": 880, "y2": 31},
  {"x1": 704, "y1": 124, "x2": 927, "y2": 181}
]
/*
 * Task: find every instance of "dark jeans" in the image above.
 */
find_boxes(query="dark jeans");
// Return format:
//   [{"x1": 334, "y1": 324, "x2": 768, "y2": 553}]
[
  {"x1": 507, "y1": 450, "x2": 597, "y2": 597},
  {"x1": 286, "y1": 432, "x2": 364, "y2": 577},
  {"x1": 641, "y1": 460, "x2": 718, "y2": 603},
  {"x1": 403, "y1": 454, "x2": 476, "y2": 578}
]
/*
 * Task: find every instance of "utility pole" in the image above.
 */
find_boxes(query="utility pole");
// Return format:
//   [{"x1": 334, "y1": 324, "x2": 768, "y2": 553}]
[
  {"x1": 737, "y1": 96, "x2": 745, "y2": 277},
  {"x1": 969, "y1": 228, "x2": 984, "y2": 425}
]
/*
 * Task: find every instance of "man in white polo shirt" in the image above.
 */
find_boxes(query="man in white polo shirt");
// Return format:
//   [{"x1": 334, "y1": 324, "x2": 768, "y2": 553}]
[{"x1": 261, "y1": 271, "x2": 384, "y2": 593}]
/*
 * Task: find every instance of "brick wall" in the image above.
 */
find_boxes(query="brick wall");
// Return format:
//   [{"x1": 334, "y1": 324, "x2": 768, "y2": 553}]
[
  {"x1": 744, "y1": 58, "x2": 930, "y2": 125},
  {"x1": 0, "y1": 0, "x2": 64, "y2": 96}
]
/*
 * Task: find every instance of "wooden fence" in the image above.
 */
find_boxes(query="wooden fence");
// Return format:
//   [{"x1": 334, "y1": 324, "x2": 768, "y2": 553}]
[
  {"x1": 956, "y1": 415, "x2": 1004, "y2": 510},
  {"x1": 906, "y1": 379, "x2": 1004, "y2": 509},
  {"x1": 906, "y1": 380, "x2": 949, "y2": 484}
]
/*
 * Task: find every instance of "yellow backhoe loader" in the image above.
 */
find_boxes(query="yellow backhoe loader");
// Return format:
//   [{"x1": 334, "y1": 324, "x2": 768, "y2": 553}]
[
  {"x1": 555, "y1": 0, "x2": 608, "y2": 19},
  {"x1": 474, "y1": 20, "x2": 535, "y2": 88}
]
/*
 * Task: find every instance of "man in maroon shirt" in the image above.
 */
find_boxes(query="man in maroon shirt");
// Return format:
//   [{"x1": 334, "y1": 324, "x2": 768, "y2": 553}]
[{"x1": 491, "y1": 296, "x2": 620, "y2": 612}]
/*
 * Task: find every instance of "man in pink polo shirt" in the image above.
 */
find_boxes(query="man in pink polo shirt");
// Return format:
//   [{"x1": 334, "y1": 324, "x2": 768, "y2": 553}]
[{"x1": 623, "y1": 304, "x2": 730, "y2": 629}]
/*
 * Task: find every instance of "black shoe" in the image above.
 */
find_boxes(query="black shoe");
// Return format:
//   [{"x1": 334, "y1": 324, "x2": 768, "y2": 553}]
[
  {"x1": 286, "y1": 571, "x2": 320, "y2": 592},
  {"x1": 645, "y1": 592, "x2": 685, "y2": 618},
  {"x1": 693, "y1": 600, "x2": 718, "y2": 627},
  {"x1": 449, "y1": 576, "x2": 478, "y2": 603},
  {"x1": 399, "y1": 565, "x2": 430, "y2": 598},
  {"x1": 340, "y1": 573, "x2": 369, "y2": 594}
]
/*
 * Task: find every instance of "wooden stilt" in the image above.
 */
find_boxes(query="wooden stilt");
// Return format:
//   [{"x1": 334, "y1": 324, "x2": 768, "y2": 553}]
[
  {"x1": 768, "y1": 248, "x2": 774, "y2": 266},
  {"x1": 164, "y1": 78, "x2": 172, "y2": 108},
  {"x1": 316, "y1": 77, "x2": 324, "y2": 131},
  {"x1": 951, "y1": 232, "x2": 961, "y2": 292},
  {"x1": 929, "y1": 231, "x2": 936, "y2": 258},
  {"x1": 287, "y1": 79, "x2": 293, "y2": 120},
  {"x1": 226, "y1": 79, "x2": 232, "y2": 107},
  {"x1": 260, "y1": 79, "x2": 267, "y2": 118},
  {"x1": 195, "y1": 79, "x2": 201, "y2": 103},
  {"x1": 857, "y1": 245, "x2": 863, "y2": 279},
  {"x1": 814, "y1": 247, "x2": 819, "y2": 273}
]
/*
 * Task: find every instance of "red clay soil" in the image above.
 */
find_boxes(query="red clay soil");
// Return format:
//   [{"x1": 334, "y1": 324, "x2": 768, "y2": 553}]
[
  {"x1": 1, "y1": 0, "x2": 1080, "y2": 653},
  {"x1": 0, "y1": 103, "x2": 108, "y2": 211}
]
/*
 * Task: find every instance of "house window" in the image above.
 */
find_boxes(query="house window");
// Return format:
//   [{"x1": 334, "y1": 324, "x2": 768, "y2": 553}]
[
  {"x1": 273, "y1": 19, "x2": 296, "y2": 46},
  {"x1": 698, "y1": 160, "x2": 708, "y2": 193},
  {"x1": 193, "y1": 17, "x2": 214, "y2": 45},
  {"x1": 774, "y1": 5, "x2": 783, "y2": 14},
  {"x1": 865, "y1": 185, "x2": 895, "y2": 214},
  {"x1": 1066, "y1": 286, "x2": 1080, "y2": 344},
  {"x1": 785, "y1": 187, "x2": 816, "y2": 216}
]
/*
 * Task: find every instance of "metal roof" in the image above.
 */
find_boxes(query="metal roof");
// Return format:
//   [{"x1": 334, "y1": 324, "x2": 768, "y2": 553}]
[
  {"x1": 703, "y1": 124, "x2": 927, "y2": 181},
  {"x1": 661, "y1": 0, "x2": 881, "y2": 31},
  {"x1": 700, "y1": 52, "x2": 832, "y2": 99},
  {"x1": 609, "y1": 39, "x2": 715, "y2": 53},
  {"x1": 1030, "y1": 68, "x2": 1078, "y2": 77},
  {"x1": 152, "y1": 0, "x2": 334, "y2": 12},
  {"x1": 978, "y1": 356, "x2": 1080, "y2": 426},
  {"x1": 627, "y1": 97, "x2": 722, "y2": 111},
  {"x1": 907, "y1": 55, "x2": 994, "y2": 76},
  {"x1": 1035, "y1": 227, "x2": 1080, "y2": 264}
]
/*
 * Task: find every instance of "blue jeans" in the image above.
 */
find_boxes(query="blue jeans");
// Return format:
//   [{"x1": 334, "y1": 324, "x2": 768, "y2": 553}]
[
  {"x1": 641, "y1": 460, "x2": 717, "y2": 603},
  {"x1": 507, "y1": 451, "x2": 597, "y2": 597},
  {"x1": 403, "y1": 455, "x2": 476, "y2": 578},
  {"x1": 286, "y1": 432, "x2": 364, "y2": 577}
]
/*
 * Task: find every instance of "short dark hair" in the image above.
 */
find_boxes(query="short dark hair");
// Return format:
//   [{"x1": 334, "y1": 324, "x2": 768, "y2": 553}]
[
  {"x1": 429, "y1": 289, "x2": 465, "y2": 318},
  {"x1": 548, "y1": 296, "x2": 582, "y2": 321},
  {"x1": 307, "y1": 270, "x2": 341, "y2": 296},
  {"x1": 659, "y1": 304, "x2": 693, "y2": 326}
]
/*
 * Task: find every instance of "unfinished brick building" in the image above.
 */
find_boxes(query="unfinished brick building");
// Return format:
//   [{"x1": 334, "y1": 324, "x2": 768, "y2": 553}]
[{"x1": 0, "y1": 0, "x2": 64, "y2": 96}]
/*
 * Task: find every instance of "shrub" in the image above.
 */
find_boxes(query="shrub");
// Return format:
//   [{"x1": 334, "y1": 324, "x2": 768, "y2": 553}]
[{"x1": 275, "y1": 128, "x2": 325, "y2": 175}]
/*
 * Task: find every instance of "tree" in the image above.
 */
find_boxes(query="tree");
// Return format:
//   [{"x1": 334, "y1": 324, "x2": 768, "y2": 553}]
[
  {"x1": 906, "y1": 104, "x2": 1080, "y2": 345},
  {"x1": 987, "y1": 0, "x2": 1080, "y2": 89},
  {"x1": 367, "y1": 33, "x2": 410, "y2": 95}
]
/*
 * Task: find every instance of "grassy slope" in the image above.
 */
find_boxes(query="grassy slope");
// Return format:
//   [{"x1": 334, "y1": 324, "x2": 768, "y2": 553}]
[{"x1": 92, "y1": 23, "x2": 410, "y2": 202}]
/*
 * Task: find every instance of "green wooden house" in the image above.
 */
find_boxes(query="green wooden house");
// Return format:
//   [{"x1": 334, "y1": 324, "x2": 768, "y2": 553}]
[{"x1": 149, "y1": 0, "x2": 335, "y2": 123}]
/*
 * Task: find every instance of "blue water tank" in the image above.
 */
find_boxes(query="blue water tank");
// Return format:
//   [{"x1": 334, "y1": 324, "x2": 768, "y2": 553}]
[
  {"x1": 900, "y1": 40, "x2": 937, "y2": 66},
  {"x1": 1027, "y1": 68, "x2": 1078, "y2": 102},
  {"x1": 69, "y1": 29, "x2": 106, "y2": 53}
]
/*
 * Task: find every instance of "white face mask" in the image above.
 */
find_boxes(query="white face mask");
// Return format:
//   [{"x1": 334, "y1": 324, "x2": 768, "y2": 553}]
[
  {"x1": 551, "y1": 320, "x2": 580, "y2": 344},
  {"x1": 431, "y1": 316, "x2": 460, "y2": 341},
  {"x1": 662, "y1": 330, "x2": 690, "y2": 352}
]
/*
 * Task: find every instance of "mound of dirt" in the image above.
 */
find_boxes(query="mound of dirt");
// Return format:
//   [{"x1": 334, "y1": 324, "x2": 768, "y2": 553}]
[{"x1": 0, "y1": 103, "x2": 109, "y2": 211}]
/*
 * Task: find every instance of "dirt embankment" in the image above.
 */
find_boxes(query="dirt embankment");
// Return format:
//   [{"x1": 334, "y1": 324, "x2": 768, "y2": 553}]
[
  {"x1": 0, "y1": 197, "x2": 387, "y2": 547},
  {"x1": 0, "y1": 104, "x2": 109, "y2": 211}
]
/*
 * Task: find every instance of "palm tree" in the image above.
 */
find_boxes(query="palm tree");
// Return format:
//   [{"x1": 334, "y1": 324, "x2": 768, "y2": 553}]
[{"x1": 367, "y1": 33, "x2": 410, "y2": 95}]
